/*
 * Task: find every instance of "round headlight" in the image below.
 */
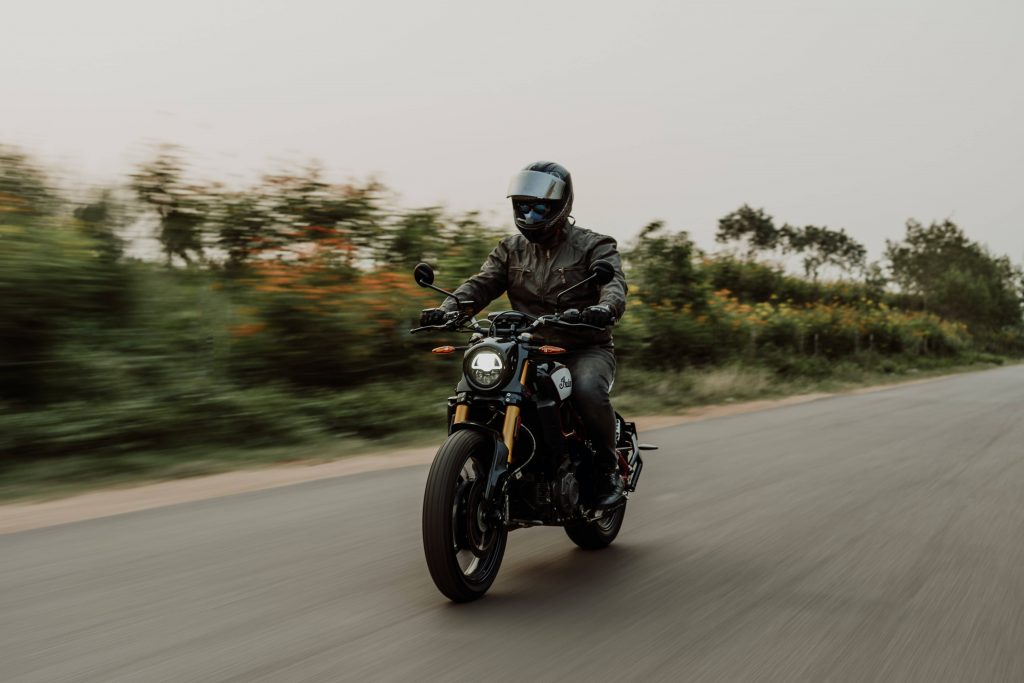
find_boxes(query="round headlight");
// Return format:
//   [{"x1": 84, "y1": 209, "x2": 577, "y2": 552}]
[{"x1": 466, "y1": 349, "x2": 507, "y2": 390}]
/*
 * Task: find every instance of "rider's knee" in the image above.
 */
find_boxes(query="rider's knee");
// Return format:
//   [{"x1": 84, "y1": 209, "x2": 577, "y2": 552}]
[{"x1": 573, "y1": 374, "x2": 610, "y2": 406}]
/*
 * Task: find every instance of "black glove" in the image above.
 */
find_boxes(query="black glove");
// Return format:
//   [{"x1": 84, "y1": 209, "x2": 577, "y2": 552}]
[
  {"x1": 560, "y1": 308, "x2": 581, "y2": 324},
  {"x1": 420, "y1": 308, "x2": 448, "y2": 326},
  {"x1": 581, "y1": 304, "x2": 614, "y2": 327}
]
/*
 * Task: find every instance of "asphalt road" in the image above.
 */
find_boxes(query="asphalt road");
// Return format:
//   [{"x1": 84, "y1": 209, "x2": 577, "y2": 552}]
[{"x1": 3, "y1": 366, "x2": 1024, "y2": 682}]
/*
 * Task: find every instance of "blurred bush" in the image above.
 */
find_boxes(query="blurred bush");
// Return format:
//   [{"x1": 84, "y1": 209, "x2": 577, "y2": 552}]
[
  {"x1": 624, "y1": 223, "x2": 978, "y2": 370},
  {"x1": 0, "y1": 146, "x2": 1020, "y2": 466}
]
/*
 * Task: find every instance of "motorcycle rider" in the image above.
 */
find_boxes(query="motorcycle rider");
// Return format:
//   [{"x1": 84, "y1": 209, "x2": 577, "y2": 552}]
[{"x1": 420, "y1": 161, "x2": 628, "y2": 509}]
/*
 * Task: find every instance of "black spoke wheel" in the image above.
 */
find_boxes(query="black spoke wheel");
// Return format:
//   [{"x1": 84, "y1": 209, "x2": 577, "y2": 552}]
[
  {"x1": 565, "y1": 503, "x2": 626, "y2": 550},
  {"x1": 422, "y1": 430, "x2": 508, "y2": 602}
]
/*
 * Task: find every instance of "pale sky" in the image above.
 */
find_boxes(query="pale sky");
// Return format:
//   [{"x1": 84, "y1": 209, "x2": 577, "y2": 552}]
[{"x1": 4, "y1": 0, "x2": 1023, "y2": 262}]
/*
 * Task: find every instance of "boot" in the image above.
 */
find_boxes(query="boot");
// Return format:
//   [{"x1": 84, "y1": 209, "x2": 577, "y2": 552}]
[{"x1": 593, "y1": 466, "x2": 625, "y2": 510}]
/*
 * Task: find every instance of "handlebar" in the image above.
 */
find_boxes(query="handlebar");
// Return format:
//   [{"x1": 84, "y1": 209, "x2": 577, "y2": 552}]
[
  {"x1": 554, "y1": 308, "x2": 617, "y2": 328},
  {"x1": 410, "y1": 309, "x2": 615, "y2": 336},
  {"x1": 534, "y1": 310, "x2": 617, "y2": 331}
]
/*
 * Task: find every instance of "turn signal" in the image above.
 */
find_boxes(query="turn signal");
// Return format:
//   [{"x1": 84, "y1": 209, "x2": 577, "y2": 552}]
[
  {"x1": 538, "y1": 345, "x2": 566, "y2": 354},
  {"x1": 431, "y1": 346, "x2": 456, "y2": 354}
]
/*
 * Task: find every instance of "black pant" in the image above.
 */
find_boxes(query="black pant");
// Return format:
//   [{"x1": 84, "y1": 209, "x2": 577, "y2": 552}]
[{"x1": 562, "y1": 346, "x2": 618, "y2": 468}]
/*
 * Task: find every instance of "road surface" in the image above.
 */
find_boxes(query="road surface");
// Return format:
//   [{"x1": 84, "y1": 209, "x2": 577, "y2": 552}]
[{"x1": 3, "y1": 366, "x2": 1024, "y2": 682}]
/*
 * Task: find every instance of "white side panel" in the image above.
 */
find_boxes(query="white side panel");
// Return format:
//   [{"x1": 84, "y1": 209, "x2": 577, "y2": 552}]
[{"x1": 551, "y1": 366, "x2": 573, "y2": 400}]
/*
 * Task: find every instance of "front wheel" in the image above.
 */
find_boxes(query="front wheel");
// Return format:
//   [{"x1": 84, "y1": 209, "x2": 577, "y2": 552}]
[
  {"x1": 422, "y1": 430, "x2": 508, "y2": 602},
  {"x1": 565, "y1": 504, "x2": 626, "y2": 550}
]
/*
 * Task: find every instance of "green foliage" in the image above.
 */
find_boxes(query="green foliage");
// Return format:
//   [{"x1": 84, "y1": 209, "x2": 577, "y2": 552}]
[
  {"x1": 131, "y1": 148, "x2": 208, "y2": 265},
  {"x1": 886, "y1": 219, "x2": 1023, "y2": 332},
  {"x1": 715, "y1": 204, "x2": 867, "y2": 280},
  {"x1": 433, "y1": 212, "x2": 506, "y2": 279},
  {"x1": 74, "y1": 192, "x2": 125, "y2": 262},
  {"x1": 380, "y1": 208, "x2": 447, "y2": 269},
  {"x1": 255, "y1": 168, "x2": 383, "y2": 265},
  {"x1": 705, "y1": 257, "x2": 791, "y2": 303},
  {"x1": 627, "y1": 221, "x2": 709, "y2": 309},
  {"x1": 0, "y1": 146, "x2": 58, "y2": 219},
  {"x1": 626, "y1": 222, "x2": 976, "y2": 369},
  {"x1": 211, "y1": 191, "x2": 273, "y2": 268},
  {"x1": 0, "y1": 219, "x2": 131, "y2": 402},
  {"x1": 782, "y1": 224, "x2": 866, "y2": 280},
  {"x1": 624, "y1": 222, "x2": 717, "y2": 365},
  {"x1": 704, "y1": 256, "x2": 894, "y2": 307},
  {"x1": 0, "y1": 147, "x2": 1021, "y2": 473},
  {"x1": 716, "y1": 204, "x2": 781, "y2": 258}
]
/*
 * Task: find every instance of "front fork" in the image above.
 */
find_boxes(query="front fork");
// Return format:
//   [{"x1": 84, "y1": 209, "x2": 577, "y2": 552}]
[
  {"x1": 501, "y1": 360, "x2": 530, "y2": 464},
  {"x1": 450, "y1": 363, "x2": 530, "y2": 519},
  {"x1": 501, "y1": 404, "x2": 520, "y2": 464}
]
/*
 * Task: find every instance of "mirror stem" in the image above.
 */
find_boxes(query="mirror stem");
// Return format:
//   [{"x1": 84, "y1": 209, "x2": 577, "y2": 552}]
[
  {"x1": 418, "y1": 280, "x2": 471, "y2": 309},
  {"x1": 554, "y1": 273, "x2": 598, "y2": 309}
]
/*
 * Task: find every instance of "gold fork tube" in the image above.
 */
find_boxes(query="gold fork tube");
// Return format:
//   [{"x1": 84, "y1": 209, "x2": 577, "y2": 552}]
[
  {"x1": 501, "y1": 361, "x2": 530, "y2": 463},
  {"x1": 502, "y1": 405, "x2": 520, "y2": 463},
  {"x1": 453, "y1": 404, "x2": 469, "y2": 424}
]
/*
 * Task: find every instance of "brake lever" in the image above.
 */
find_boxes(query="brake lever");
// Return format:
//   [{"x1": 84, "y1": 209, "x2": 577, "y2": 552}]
[
  {"x1": 533, "y1": 315, "x2": 610, "y2": 332},
  {"x1": 557, "y1": 321, "x2": 607, "y2": 331}
]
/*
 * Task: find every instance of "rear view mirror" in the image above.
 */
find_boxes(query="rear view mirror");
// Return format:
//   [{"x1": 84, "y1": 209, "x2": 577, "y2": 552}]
[
  {"x1": 589, "y1": 259, "x2": 615, "y2": 286},
  {"x1": 413, "y1": 263, "x2": 435, "y2": 287}
]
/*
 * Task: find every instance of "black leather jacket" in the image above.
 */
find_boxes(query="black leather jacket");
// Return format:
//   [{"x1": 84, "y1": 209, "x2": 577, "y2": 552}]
[{"x1": 443, "y1": 223, "x2": 627, "y2": 348}]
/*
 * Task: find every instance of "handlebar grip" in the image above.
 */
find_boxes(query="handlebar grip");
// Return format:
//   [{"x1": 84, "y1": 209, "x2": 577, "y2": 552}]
[{"x1": 561, "y1": 308, "x2": 581, "y2": 324}]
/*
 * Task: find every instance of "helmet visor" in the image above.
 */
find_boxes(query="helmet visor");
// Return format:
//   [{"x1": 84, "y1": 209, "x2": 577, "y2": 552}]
[
  {"x1": 513, "y1": 200, "x2": 554, "y2": 226},
  {"x1": 506, "y1": 170, "x2": 566, "y2": 200}
]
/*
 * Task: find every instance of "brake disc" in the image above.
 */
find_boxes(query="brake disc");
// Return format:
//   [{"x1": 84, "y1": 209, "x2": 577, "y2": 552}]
[{"x1": 464, "y1": 478, "x2": 497, "y2": 558}]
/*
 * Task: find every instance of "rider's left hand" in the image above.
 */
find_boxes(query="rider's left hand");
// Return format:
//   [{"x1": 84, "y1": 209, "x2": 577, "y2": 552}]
[
  {"x1": 420, "y1": 308, "x2": 448, "y2": 326},
  {"x1": 581, "y1": 304, "x2": 614, "y2": 327}
]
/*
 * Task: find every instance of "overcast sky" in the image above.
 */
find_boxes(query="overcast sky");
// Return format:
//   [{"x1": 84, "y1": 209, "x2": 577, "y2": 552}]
[{"x1": 4, "y1": 0, "x2": 1022, "y2": 262}]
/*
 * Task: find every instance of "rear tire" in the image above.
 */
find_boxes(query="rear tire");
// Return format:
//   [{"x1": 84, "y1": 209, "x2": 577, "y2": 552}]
[
  {"x1": 565, "y1": 504, "x2": 626, "y2": 550},
  {"x1": 422, "y1": 430, "x2": 508, "y2": 602}
]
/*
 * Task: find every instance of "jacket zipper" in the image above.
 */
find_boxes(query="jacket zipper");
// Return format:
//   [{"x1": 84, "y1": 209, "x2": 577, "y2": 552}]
[{"x1": 511, "y1": 266, "x2": 531, "y2": 284}]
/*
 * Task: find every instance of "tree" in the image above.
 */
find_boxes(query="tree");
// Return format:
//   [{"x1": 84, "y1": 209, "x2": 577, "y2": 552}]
[
  {"x1": 260, "y1": 167, "x2": 383, "y2": 265},
  {"x1": 716, "y1": 205, "x2": 782, "y2": 259},
  {"x1": 211, "y1": 190, "x2": 272, "y2": 269},
  {"x1": 885, "y1": 219, "x2": 1023, "y2": 331},
  {"x1": 379, "y1": 207, "x2": 447, "y2": 270},
  {"x1": 0, "y1": 146, "x2": 59, "y2": 220},
  {"x1": 74, "y1": 191, "x2": 125, "y2": 263},
  {"x1": 782, "y1": 224, "x2": 866, "y2": 281},
  {"x1": 863, "y1": 261, "x2": 888, "y2": 297},
  {"x1": 627, "y1": 221, "x2": 707, "y2": 309},
  {"x1": 434, "y1": 211, "x2": 505, "y2": 279},
  {"x1": 624, "y1": 221, "x2": 719, "y2": 366},
  {"x1": 131, "y1": 148, "x2": 208, "y2": 266},
  {"x1": 204, "y1": 168, "x2": 386, "y2": 270}
]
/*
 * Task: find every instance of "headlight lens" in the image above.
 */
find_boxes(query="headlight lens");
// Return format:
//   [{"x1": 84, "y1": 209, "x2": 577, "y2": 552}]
[{"x1": 466, "y1": 349, "x2": 506, "y2": 389}]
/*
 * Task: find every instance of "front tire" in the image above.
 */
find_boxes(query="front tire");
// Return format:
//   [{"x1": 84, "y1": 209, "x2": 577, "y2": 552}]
[
  {"x1": 422, "y1": 430, "x2": 508, "y2": 602},
  {"x1": 565, "y1": 504, "x2": 626, "y2": 550}
]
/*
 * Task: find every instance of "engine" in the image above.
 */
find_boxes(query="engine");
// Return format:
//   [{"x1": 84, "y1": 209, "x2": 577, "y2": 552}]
[
  {"x1": 553, "y1": 464, "x2": 580, "y2": 515},
  {"x1": 510, "y1": 459, "x2": 581, "y2": 524}
]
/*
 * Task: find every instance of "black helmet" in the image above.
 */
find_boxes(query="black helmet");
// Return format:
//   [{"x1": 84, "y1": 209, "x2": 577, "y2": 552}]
[{"x1": 506, "y1": 161, "x2": 574, "y2": 243}]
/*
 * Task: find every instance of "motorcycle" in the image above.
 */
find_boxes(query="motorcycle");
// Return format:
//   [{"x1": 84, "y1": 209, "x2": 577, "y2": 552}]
[{"x1": 411, "y1": 260, "x2": 656, "y2": 602}]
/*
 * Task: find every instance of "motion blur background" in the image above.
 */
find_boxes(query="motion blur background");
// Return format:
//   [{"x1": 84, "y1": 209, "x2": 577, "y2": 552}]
[{"x1": 2, "y1": 0, "x2": 1022, "y2": 497}]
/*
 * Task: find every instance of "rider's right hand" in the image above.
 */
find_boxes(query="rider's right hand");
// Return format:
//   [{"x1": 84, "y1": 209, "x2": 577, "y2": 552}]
[{"x1": 420, "y1": 308, "x2": 448, "y2": 326}]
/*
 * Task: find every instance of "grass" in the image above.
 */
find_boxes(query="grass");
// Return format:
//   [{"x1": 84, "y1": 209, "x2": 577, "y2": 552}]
[
  {"x1": 0, "y1": 356, "x2": 1014, "y2": 503},
  {"x1": 0, "y1": 428, "x2": 439, "y2": 503},
  {"x1": 612, "y1": 355, "x2": 1012, "y2": 416}
]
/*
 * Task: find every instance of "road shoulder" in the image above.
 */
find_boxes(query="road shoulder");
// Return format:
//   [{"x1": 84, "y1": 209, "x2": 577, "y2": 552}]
[{"x1": 0, "y1": 370, "x2": 988, "y2": 534}]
